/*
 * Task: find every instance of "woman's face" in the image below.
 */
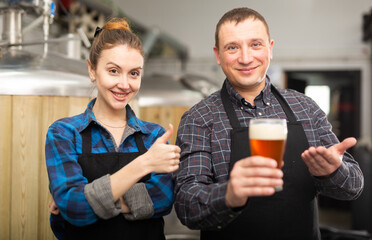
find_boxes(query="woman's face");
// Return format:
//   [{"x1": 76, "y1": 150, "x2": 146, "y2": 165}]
[{"x1": 88, "y1": 44, "x2": 144, "y2": 113}]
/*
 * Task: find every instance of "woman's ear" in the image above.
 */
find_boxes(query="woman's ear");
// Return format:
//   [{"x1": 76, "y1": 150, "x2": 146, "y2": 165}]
[{"x1": 87, "y1": 60, "x2": 96, "y2": 82}]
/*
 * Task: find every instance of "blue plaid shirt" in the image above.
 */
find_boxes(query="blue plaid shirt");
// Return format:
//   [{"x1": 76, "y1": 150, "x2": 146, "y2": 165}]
[{"x1": 46, "y1": 98, "x2": 173, "y2": 229}]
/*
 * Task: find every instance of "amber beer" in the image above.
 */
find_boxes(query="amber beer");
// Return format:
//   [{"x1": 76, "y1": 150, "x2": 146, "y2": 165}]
[{"x1": 249, "y1": 119, "x2": 287, "y2": 191}]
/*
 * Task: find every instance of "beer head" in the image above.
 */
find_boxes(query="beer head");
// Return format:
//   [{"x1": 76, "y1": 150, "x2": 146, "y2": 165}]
[{"x1": 249, "y1": 118, "x2": 287, "y2": 140}]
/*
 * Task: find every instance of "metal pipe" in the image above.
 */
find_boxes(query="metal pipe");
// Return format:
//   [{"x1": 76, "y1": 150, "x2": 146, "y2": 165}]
[
  {"x1": 1, "y1": 8, "x2": 24, "y2": 50},
  {"x1": 142, "y1": 27, "x2": 160, "y2": 58},
  {"x1": 0, "y1": 35, "x2": 81, "y2": 47}
]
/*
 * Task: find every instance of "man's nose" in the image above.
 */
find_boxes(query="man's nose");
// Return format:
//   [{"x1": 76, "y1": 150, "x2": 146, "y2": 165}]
[{"x1": 238, "y1": 47, "x2": 253, "y2": 64}]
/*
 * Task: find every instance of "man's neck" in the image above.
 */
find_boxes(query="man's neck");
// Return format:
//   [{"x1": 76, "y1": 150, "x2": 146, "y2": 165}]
[{"x1": 233, "y1": 82, "x2": 266, "y2": 106}]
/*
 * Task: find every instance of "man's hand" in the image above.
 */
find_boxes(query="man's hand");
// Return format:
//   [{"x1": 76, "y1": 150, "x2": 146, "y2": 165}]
[
  {"x1": 301, "y1": 137, "x2": 357, "y2": 177},
  {"x1": 225, "y1": 156, "x2": 283, "y2": 208}
]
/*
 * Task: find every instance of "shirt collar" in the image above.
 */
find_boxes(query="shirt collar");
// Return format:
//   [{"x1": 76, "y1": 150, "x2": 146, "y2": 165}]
[
  {"x1": 77, "y1": 98, "x2": 151, "y2": 135},
  {"x1": 225, "y1": 76, "x2": 273, "y2": 108}
]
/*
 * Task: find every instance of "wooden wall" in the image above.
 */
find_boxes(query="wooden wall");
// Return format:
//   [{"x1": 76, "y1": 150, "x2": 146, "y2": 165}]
[
  {"x1": 140, "y1": 106, "x2": 189, "y2": 144},
  {"x1": 0, "y1": 95, "x2": 188, "y2": 240},
  {"x1": 0, "y1": 96, "x2": 90, "y2": 240}
]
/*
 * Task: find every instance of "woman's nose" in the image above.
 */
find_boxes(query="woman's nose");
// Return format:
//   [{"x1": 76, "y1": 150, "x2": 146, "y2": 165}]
[{"x1": 118, "y1": 75, "x2": 130, "y2": 89}]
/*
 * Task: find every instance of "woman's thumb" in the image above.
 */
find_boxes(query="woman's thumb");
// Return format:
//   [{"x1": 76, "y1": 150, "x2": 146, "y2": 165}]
[{"x1": 154, "y1": 124, "x2": 174, "y2": 144}]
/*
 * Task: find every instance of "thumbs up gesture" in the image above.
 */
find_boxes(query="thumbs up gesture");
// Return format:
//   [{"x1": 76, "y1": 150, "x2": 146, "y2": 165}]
[
  {"x1": 301, "y1": 137, "x2": 357, "y2": 177},
  {"x1": 141, "y1": 124, "x2": 181, "y2": 173}
]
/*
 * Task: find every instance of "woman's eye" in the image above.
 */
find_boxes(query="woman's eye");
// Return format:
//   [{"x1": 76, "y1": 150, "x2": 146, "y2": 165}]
[
  {"x1": 131, "y1": 71, "x2": 140, "y2": 77},
  {"x1": 109, "y1": 69, "x2": 118, "y2": 74}
]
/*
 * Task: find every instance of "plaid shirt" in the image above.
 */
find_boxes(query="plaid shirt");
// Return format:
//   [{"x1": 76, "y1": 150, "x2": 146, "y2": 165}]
[
  {"x1": 46, "y1": 99, "x2": 173, "y2": 228},
  {"x1": 174, "y1": 78, "x2": 363, "y2": 230}
]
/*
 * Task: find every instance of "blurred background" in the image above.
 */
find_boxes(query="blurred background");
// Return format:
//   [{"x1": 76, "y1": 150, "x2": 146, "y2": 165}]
[{"x1": 1, "y1": 0, "x2": 372, "y2": 239}]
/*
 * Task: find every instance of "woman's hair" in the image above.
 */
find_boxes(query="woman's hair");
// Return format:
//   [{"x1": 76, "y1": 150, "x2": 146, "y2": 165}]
[
  {"x1": 215, "y1": 7, "x2": 270, "y2": 50},
  {"x1": 89, "y1": 18, "x2": 144, "y2": 70}
]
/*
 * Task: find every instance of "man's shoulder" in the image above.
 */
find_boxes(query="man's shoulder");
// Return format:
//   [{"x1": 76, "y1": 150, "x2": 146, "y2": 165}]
[
  {"x1": 184, "y1": 90, "x2": 222, "y2": 117},
  {"x1": 276, "y1": 87, "x2": 313, "y2": 104},
  {"x1": 274, "y1": 87, "x2": 321, "y2": 116}
]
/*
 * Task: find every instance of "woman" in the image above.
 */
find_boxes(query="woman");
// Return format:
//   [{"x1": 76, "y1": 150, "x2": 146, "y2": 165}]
[{"x1": 45, "y1": 18, "x2": 180, "y2": 240}]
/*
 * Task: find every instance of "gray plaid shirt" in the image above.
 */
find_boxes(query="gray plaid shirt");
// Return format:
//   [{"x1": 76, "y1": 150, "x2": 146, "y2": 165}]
[{"x1": 174, "y1": 78, "x2": 364, "y2": 230}]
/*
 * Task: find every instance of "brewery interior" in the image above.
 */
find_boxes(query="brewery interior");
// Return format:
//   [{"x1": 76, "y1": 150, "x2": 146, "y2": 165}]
[{"x1": 1, "y1": 0, "x2": 372, "y2": 239}]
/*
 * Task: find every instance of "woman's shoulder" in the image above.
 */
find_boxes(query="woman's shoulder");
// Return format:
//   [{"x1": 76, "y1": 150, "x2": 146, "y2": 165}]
[
  {"x1": 136, "y1": 118, "x2": 165, "y2": 134},
  {"x1": 48, "y1": 112, "x2": 86, "y2": 134}
]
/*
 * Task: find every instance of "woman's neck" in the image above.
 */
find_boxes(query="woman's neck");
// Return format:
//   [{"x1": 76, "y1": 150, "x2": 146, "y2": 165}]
[{"x1": 92, "y1": 99, "x2": 127, "y2": 125}]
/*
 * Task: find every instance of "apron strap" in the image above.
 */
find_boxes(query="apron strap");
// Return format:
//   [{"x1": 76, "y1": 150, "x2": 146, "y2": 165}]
[
  {"x1": 270, "y1": 85, "x2": 297, "y2": 123},
  {"x1": 134, "y1": 132, "x2": 147, "y2": 153},
  {"x1": 221, "y1": 81, "x2": 241, "y2": 128},
  {"x1": 81, "y1": 125, "x2": 92, "y2": 154}
]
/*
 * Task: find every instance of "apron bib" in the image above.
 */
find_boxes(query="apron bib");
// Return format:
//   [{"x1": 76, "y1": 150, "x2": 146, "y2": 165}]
[
  {"x1": 65, "y1": 126, "x2": 165, "y2": 240},
  {"x1": 201, "y1": 82, "x2": 319, "y2": 240}
]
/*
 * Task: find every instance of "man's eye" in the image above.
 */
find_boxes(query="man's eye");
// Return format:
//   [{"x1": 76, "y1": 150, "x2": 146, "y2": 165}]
[{"x1": 228, "y1": 46, "x2": 237, "y2": 50}]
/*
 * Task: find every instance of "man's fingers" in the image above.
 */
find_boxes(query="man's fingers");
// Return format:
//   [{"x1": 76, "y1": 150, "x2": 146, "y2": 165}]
[
  {"x1": 334, "y1": 137, "x2": 357, "y2": 154},
  {"x1": 238, "y1": 156, "x2": 278, "y2": 168}
]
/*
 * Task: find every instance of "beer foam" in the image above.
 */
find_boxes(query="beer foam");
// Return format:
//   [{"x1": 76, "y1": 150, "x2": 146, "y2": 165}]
[{"x1": 249, "y1": 123, "x2": 287, "y2": 140}]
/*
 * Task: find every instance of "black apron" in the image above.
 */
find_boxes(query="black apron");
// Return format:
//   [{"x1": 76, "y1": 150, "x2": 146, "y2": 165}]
[
  {"x1": 201, "y1": 82, "x2": 319, "y2": 240},
  {"x1": 65, "y1": 125, "x2": 165, "y2": 240}
]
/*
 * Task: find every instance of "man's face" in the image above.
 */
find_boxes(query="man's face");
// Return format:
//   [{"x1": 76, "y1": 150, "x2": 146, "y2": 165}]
[{"x1": 214, "y1": 18, "x2": 274, "y2": 94}]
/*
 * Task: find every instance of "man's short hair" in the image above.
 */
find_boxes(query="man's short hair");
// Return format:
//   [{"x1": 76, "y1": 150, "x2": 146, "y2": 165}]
[{"x1": 215, "y1": 7, "x2": 270, "y2": 49}]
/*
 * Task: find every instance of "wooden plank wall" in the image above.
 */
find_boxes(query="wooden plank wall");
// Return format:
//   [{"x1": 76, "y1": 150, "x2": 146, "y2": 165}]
[
  {"x1": 0, "y1": 96, "x2": 91, "y2": 240},
  {"x1": 11, "y1": 96, "x2": 42, "y2": 240},
  {"x1": 140, "y1": 106, "x2": 190, "y2": 144},
  {"x1": 0, "y1": 96, "x2": 12, "y2": 240},
  {"x1": 0, "y1": 95, "x2": 188, "y2": 240}
]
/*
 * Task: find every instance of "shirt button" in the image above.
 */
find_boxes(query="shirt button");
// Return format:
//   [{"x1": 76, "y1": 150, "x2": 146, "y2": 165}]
[
  {"x1": 266, "y1": 102, "x2": 270, "y2": 106},
  {"x1": 258, "y1": 112, "x2": 262, "y2": 116},
  {"x1": 240, "y1": 106, "x2": 244, "y2": 110},
  {"x1": 217, "y1": 226, "x2": 222, "y2": 230},
  {"x1": 229, "y1": 214, "x2": 234, "y2": 218},
  {"x1": 244, "y1": 101, "x2": 248, "y2": 106}
]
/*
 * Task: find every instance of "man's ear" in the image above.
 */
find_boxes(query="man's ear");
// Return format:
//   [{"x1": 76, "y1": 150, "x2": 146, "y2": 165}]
[
  {"x1": 269, "y1": 39, "x2": 274, "y2": 60},
  {"x1": 213, "y1": 46, "x2": 221, "y2": 65}
]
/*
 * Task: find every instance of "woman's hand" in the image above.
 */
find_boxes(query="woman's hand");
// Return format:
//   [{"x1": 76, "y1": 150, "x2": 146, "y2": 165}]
[
  {"x1": 120, "y1": 197, "x2": 130, "y2": 213},
  {"x1": 48, "y1": 200, "x2": 60, "y2": 215},
  {"x1": 140, "y1": 124, "x2": 180, "y2": 173},
  {"x1": 111, "y1": 124, "x2": 180, "y2": 201}
]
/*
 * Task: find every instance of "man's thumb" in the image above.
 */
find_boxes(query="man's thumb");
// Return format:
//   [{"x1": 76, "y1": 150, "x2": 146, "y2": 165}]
[
  {"x1": 335, "y1": 137, "x2": 357, "y2": 153},
  {"x1": 154, "y1": 124, "x2": 174, "y2": 144}
]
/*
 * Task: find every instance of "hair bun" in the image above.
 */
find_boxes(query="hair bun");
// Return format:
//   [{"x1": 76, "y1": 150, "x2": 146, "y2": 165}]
[{"x1": 103, "y1": 18, "x2": 132, "y2": 32}]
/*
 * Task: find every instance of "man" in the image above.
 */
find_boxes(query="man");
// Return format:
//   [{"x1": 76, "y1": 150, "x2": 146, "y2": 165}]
[{"x1": 174, "y1": 7, "x2": 363, "y2": 240}]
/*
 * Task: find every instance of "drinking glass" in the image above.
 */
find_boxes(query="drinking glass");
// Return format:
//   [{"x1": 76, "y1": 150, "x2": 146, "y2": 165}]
[{"x1": 249, "y1": 118, "x2": 287, "y2": 191}]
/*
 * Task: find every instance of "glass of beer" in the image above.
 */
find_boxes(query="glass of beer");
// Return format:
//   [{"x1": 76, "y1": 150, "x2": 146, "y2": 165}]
[{"x1": 249, "y1": 118, "x2": 287, "y2": 191}]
